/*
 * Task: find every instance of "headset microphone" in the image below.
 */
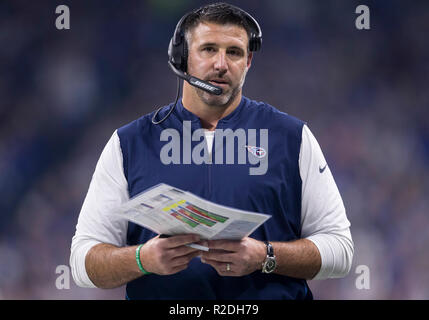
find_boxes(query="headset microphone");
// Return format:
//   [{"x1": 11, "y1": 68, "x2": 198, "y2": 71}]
[
  {"x1": 168, "y1": 61, "x2": 222, "y2": 95},
  {"x1": 151, "y1": 62, "x2": 223, "y2": 125}
]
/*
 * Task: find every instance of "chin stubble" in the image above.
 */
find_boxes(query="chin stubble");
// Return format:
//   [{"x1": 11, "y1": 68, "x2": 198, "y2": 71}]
[{"x1": 198, "y1": 68, "x2": 248, "y2": 108}]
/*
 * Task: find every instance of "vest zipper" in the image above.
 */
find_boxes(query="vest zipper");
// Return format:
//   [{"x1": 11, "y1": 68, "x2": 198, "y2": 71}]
[{"x1": 207, "y1": 144, "x2": 212, "y2": 196}]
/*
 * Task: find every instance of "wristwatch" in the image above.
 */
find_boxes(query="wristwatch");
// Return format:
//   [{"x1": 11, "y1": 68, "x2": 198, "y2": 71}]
[{"x1": 261, "y1": 241, "x2": 276, "y2": 273}]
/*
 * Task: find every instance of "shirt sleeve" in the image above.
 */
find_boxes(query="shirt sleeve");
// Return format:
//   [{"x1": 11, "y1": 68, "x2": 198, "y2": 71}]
[
  {"x1": 299, "y1": 124, "x2": 354, "y2": 280},
  {"x1": 70, "y1": 130, "x2": 129, "y2": 288}
]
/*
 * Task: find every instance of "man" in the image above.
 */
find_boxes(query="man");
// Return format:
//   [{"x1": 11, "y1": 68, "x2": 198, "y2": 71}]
[{"x1": 70, "y1": 2, "x2": 353, "y2": 299}]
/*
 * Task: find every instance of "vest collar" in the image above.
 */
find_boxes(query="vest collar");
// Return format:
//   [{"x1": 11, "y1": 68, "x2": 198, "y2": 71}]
[{"x1": 175, "y1": 96, "x2": 248, "y2": 126}]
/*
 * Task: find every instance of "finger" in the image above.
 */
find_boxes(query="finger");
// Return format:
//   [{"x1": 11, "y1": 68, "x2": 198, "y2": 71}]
[
  {"x1": 201, "y1": 258, "x2": 238, "y2": 276},
  {"x1": 201, "y1": 258, "x2": 224, "y2": 270},
  {"x1": 168, "y1": 264, "x2": 188, "y2": 275},
  {"x1": 169, "y1": 244, "x2": 201, "y2": 257},
  {"x1": 207, "y1": 239, "x2": 240, "y2": 251},
  {"x1": 201, "y1": 250, "x2": 235, "y2": 263},
  {"x1": 170, "y1": 250, "x2": 201, "y2": 267},
  {"x1": 196, "y1": 240, "x2": 209, "y2": 247},
  {"x1": 194, "y1": 240, "x2": 209, "y2": 249},
  {"x1": 163, "y1": 234, "x2": 201, "y2": 249}
]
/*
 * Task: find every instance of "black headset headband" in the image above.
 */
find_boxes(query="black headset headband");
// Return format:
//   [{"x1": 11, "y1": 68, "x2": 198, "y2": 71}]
[{"x1": 168, "y1": 4, "x2": 262, "y2": 73}]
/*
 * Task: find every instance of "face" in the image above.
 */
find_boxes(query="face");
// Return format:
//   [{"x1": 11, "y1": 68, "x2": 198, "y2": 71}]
[{"x1": 186, "y1": 22, "x2": 252, "y2": 107}]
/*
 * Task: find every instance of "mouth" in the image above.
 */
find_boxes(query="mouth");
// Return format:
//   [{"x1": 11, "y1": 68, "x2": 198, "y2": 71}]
[{"x1": 208, "y1": 79, "x2": 229, "y2": 87}]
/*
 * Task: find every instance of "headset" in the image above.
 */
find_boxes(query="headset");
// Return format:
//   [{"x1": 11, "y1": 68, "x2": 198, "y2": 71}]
[{"x1": 152, "y1": 4, "x2": 262, "y2": 124}]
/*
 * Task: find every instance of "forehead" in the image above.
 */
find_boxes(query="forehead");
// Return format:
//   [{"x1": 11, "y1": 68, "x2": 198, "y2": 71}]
[{"x1": 187, "y1": 22, "x2": 249, "y2": 48}]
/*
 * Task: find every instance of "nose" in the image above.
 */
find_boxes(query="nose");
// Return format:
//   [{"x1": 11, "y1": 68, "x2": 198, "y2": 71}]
[{"x1": 213, "y1": 50, "x2": 228, "y2": 73}]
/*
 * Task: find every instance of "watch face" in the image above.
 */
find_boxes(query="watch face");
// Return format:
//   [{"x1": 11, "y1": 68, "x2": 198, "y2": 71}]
[{"x1": 263, "y1": 257, "x2": 276, "y2": 273}]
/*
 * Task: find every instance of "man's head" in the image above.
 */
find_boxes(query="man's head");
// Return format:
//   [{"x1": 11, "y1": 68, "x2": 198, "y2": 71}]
[
  {"x1": 182, "y1": 3, "x2": 261, "y2": 56},
  {"x1": 170, "y1": 3, "x2": 261, "y2": 108}
]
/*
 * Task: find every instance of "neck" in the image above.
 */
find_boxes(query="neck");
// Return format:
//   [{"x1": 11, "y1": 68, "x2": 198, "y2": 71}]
[{"x1": 182, "y1": 83, "x2": 242, "y2": 130}]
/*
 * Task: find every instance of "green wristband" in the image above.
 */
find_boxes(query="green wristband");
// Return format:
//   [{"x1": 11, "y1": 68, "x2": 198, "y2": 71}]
[{"x1": 136, "y1": 244, "x2": 151, "y2": 275}]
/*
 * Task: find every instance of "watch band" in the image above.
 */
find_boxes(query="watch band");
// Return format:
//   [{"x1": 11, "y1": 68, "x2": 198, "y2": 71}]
[
  {"x1": 261, "y1": 241, "x2": 276, "y2": 273},
  {"x1": 265, "y1": 241, "x2": 274, "y2": 257}
]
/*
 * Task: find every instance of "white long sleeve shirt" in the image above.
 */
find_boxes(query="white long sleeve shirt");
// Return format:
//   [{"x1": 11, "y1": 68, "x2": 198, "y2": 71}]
[{"x1": 70, "y1": 124, "x2": 353, "y2": 288}]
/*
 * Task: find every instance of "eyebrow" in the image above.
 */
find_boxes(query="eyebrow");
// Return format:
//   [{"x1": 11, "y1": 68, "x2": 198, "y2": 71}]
[
  {"x1": 199, "y1": 43, "x2": 246, "y2": 52},
  {"x1": 199, "y1": 42, "x2": 217, "y2": 47}
]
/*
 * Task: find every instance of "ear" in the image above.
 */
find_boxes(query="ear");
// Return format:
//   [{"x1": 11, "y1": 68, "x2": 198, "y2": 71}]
[{"x1": 247, "y1": 52, "x2": 253, "y2": 69}]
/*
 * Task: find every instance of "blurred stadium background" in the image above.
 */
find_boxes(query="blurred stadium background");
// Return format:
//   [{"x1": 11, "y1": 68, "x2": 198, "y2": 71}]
[{"x1": 0, "y1": 0, "x2": 428, "y2": 299}]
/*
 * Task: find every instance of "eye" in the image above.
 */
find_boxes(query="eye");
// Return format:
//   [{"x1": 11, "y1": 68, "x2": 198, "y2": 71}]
[
  {"x1": 203, "y1": 47, "x2": 216, "y2": 52},
  {"x1": 227, "y1": 48, "x2": 244, "y2": 57}
]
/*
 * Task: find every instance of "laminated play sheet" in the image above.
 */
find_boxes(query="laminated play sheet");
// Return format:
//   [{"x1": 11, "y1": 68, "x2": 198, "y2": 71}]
[{"x1": 118, "y1": 183, "x2": 271, "y2": 242}]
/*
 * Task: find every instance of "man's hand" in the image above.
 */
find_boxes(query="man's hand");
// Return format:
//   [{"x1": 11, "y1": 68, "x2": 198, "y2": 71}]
[
  {"x1": 200, "y1": 237, "x2": 266, "y2": 276},
  {"x1": 139, "y1": 234, "x2": 203, "y2": 275}
]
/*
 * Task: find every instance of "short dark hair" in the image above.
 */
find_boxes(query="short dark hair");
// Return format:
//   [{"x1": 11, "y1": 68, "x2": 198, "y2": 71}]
[{"x1": 183, "y1": 2, "x2": 253, "y2": 49}]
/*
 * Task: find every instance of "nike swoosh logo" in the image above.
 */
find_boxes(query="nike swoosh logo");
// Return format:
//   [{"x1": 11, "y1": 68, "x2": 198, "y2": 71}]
[{"x1": 319, "y1": 164, "x2": 327, "y2": 173}]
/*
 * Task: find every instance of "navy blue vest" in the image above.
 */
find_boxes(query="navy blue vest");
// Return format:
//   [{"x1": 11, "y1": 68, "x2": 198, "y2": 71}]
[{"x1": 118, "y1": 96, "x2": 312, "y2": 300}]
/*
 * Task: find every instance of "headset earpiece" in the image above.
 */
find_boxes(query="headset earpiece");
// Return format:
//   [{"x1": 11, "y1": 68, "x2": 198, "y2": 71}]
[
  {"x1": 249, "y1": 31, "x2": 262, "y2": 52},
  {"x1": 168, "y1": 37, "x2": 187, "y2": 72},
  {"x1": 168, "y1": 15, "x2": 189, "y2": 72}
]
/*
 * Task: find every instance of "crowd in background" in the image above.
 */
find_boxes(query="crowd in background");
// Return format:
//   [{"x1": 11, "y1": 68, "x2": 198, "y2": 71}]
[{"x1": 0, "y1": 0, "x2": 428, "y2": 299}]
